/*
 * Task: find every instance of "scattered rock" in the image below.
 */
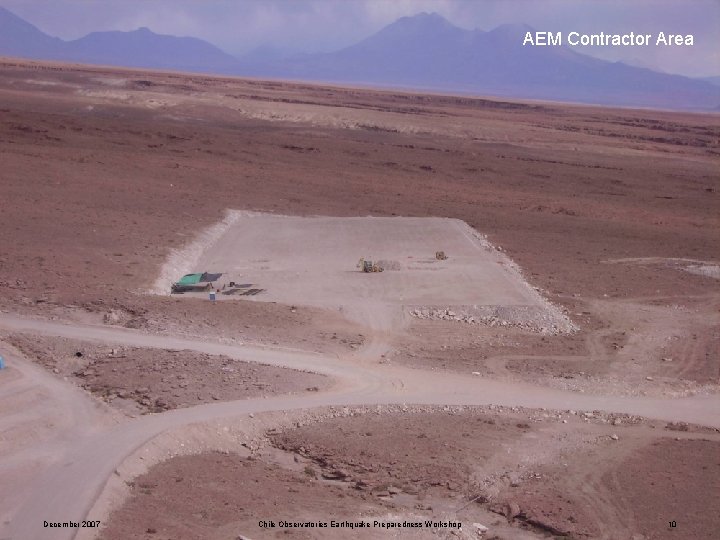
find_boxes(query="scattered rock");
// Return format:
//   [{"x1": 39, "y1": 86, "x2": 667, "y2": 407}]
[
  {"x1": 154, "y1": 398, "x2": 168, "y2": 409},
  {"x1": 104, "y1": 310, "x2": 123, "y2": 324},
  {"x1": 665, "y1": 422, "x2": 689, "y2": 432},
  {"x1": 504, "y1": 501, "x2": 521, "y2": 521},
  {"x1": 321, "y1": 469, "x2": 350, "y2": 480},
  {"x1": 473, "y1": 522, "x2": 489, "y2": 534}
]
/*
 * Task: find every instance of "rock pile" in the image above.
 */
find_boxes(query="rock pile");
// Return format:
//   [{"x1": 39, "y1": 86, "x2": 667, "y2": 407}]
[{"x1": 409, "y1": 306, "x2": 574, "y2": 335}]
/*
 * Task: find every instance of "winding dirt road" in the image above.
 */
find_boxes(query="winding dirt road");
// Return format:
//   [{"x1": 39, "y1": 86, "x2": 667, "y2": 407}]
[{"x1": 1, "y1": 313, "x2": 718, "y2": 540}]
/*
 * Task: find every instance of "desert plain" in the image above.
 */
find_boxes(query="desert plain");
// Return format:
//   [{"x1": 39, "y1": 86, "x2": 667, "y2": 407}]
[{"x1": 0, "y1": 58, "x2": 719, "y2": 540}]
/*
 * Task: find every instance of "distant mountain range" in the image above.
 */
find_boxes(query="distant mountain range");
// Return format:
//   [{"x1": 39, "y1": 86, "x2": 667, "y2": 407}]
[
  {"x1": 1, "y1": 7, "x2": 717, "y2": 111},
  {"x1": 0, "y1": 7, "x2": 237, "y2": 72}
]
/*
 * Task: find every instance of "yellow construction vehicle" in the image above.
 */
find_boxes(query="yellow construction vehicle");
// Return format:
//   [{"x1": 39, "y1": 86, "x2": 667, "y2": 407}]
[{"x1": 357, "y1": 258, "x2": 384, "y2": 273}]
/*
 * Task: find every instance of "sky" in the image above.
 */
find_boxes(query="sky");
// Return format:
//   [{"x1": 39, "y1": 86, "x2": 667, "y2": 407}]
[{"x1": 1, "y1": 0, "x2": 718, "y2": 77}]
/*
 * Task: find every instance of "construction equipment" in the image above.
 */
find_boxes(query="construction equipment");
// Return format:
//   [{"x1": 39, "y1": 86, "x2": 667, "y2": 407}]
[
  {"x1": 358, "y1": 258, "x2": 384, "y2": 273},
  {"x1": 435, "y1": 251, "x2": 448, "y2": 260}
]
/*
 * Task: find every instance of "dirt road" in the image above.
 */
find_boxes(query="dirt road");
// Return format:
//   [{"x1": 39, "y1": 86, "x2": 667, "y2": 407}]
[{"x1": 1, "y1": 313, "x2": 718, "y2": 540}]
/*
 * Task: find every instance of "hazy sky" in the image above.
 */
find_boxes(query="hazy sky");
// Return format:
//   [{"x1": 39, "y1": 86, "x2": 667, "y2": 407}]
[{"x1": 2, "y1": 0, "x2": 718, "y2": 76}]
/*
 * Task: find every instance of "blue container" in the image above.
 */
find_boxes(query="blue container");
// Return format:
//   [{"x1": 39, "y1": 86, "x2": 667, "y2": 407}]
[{"x1": 0, "y1": 355, "x2": 5, "y2": 369}]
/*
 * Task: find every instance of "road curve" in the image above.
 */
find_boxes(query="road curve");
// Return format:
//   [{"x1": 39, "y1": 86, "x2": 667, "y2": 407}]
[{"x1": 1, "y1": 313, "x2": 718, "y2": 540}]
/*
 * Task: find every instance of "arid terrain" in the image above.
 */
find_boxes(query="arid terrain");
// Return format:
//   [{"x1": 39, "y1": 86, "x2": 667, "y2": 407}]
[{"x1": 0, "y1": 58, "x2": 718, "y2": 540}]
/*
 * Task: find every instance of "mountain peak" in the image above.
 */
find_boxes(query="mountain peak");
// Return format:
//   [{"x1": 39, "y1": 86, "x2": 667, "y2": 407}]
[
  {"x1": 347, "y1": 10, "x2": 467, "y2": 54},
  {"x1": 390, "y1": 11, "x2": 456, "y2": 31},
  {"x1": 0, "y1": 5, "x2": 45, "y2": 32},
  {"x1": 487, "y1": 23, "x2": 535, "y2": 37},
  {"x1": 408, "y1": 12, "x2": 448, "y2": 22},
  {"x1": 0, "y1": 5, "x2": 63, "y2": 56}
]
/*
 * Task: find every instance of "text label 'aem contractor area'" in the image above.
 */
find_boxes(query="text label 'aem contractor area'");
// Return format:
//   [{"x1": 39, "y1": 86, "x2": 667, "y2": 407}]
[{"x1": 523, "y1": 31, "x2": 694, "y2": 47}]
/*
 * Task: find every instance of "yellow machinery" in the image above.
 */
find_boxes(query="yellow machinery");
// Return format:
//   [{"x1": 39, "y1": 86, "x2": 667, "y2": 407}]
[{"x1": 357, "y1": 258, "x2": 384, "y2": 273}]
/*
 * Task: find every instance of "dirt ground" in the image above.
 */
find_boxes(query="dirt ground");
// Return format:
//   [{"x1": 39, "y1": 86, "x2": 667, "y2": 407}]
[
  {"x1": 99, "y1": 407, "x2": 720, "y2": 540},
  {"x1": 0, "y1": 60, "x2": 717, "y2": 391},
  {"x1": 5, "y1": 334, "x2": 329, "y2": 414},
  {"x1": 98, "y1": 452, "x2": 391, "y2": 540},
  {"x1": 1, "y1": 60, "x2": 718, "y2": 313},
  {"x1": 176, "y1": 213, "x2": 573, "y2": 333},
  {"x1": 0, "y1": 59, "x2": 718, "y2": 540},
  {"x1": 391, "y1": 295, "x2": 720, "y2": 397}
]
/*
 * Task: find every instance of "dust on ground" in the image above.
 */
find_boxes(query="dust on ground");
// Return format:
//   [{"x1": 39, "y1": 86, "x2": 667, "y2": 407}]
[
  {"x1": 97, "y1": 453, "x2": 392, "y2": 540},
  {"x1": 170, "y1": 213, "x2": 574, "y2": 333},
  {"x1": 5, "y1": 334, "x2": 329, "y2": 414},
  {"x1": 1, "y1": 60, "x2": 718, "y2": 540},
  {"x1": 267, "y1": 407, "x2": 720, "y2": 539},
  {"x1": 1, "y1": 59, "x2": 718, "y2": 332},
  {"x1": 97, "y1": 406, "x2": 720, "y2": 540},
  {"x1": 1, "y1": 59, "x2": 717, "y2": 398},
  {"x1": 391, "y1": 295, "x2": 720, "y2": 397}
]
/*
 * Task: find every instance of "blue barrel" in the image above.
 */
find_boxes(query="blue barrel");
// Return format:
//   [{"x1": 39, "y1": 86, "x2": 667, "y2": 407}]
[{"x1": 0, "y1": 355, "x2": 5, "y2": 369}]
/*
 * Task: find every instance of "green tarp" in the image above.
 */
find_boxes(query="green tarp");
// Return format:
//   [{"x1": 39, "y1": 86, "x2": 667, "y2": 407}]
[{"x1": 177, "y1": 273, "x2": 203, "y2": 285}]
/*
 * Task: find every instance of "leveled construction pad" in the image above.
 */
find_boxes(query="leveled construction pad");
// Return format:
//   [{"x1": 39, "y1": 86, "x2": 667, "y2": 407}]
[{"x1": 193, "y1": 213, "x2": 568, "y2": 330}]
